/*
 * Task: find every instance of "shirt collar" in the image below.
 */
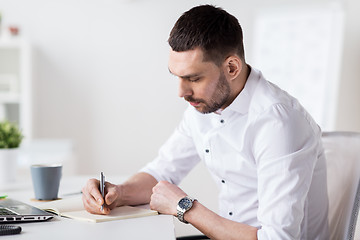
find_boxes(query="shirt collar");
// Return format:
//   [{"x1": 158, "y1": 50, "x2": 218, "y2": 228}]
[{"x1": 220, "y1": 65, "x2": 261, "y2": 115}]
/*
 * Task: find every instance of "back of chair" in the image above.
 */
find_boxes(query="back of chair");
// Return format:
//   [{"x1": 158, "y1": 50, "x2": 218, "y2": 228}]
[{"x1": 322, "y1": 132, "x2": 360, "y2": 240}]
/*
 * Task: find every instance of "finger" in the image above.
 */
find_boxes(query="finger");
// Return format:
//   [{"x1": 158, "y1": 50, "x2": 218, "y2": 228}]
[
  {"x1": 82, "y1": 192, "x2": 101, "y2": 214},
  {"x1": 87, "y1": 179, "x2": 104, "y2": 206},
  {"x1": 101, "y1": 206, "x2": 111, "y2": 215},
  {"x1": 82, "y1": 179, "x2": 103, "y2": 211},
  {"x1": 149, "y1": 193, "x2": 156, "y2": 210}
]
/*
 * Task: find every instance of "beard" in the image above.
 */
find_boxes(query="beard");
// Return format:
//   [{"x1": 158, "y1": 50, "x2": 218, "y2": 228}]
[{"x1": 185, "y1": 72, "x2": 231, "y2": 114}]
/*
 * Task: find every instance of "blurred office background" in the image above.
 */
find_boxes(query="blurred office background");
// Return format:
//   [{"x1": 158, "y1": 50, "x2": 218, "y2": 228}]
[
  {"x1": 1, "y1": 0, "x2": 359, "y2": 236},
  {"x1": 1, "y1": 0, "x2": 359, "y2": 175}
]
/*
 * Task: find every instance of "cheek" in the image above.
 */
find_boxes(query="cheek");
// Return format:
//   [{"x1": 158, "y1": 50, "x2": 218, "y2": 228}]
[{"x1": 194, "y1": 81, "x2": 218, "y2": 98}]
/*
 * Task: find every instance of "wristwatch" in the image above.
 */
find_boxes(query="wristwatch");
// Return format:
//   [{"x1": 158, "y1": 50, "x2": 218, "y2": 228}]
[{"x1": 177, "y1": 196, "x2": 196, "y2": 224}]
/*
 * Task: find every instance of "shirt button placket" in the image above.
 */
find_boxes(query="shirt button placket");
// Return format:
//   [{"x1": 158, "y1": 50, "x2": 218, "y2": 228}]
[
  {"x1": 204, "y1": 146, "x2": 211, "y2": 163},
  {"x1": 220, "y1": 178, "x2": 232, "y2": 219}
]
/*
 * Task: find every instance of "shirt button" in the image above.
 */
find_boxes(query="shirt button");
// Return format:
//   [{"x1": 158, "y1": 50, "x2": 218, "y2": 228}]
[
  {"x1": 221, "y1": 180, "x2": 225, "y2": 183},
  {"x1": 229, "y1": 212, "x2": 233, "y2": 216},
  {"x1": 205, "y1": 149, "x2": 210, "y2": 153},
  {"x1": 220, "y1": 119, "x2": 225, "y2": 124}
]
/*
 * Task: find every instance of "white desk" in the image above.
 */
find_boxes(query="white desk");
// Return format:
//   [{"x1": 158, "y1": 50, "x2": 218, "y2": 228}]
[{"x1": 0, "y1": 175, "x2": 176, "y2": 240}]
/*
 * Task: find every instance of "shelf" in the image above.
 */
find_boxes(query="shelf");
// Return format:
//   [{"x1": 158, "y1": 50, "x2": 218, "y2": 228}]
[
  {"x1": 0, "y1": 92, "x2": 20, "y2": 103},
  {"x1": 0, "y1": 38, "x2": 32, "y2": 138},
  {"x1": 0, "y1": 38, "x2": 28, "y2": 49}
]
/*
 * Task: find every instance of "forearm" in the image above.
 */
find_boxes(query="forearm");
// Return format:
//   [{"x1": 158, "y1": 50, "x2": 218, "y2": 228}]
[
  {"x1": 117, "y1": 172, "x2": 158, "y2": 206},
  {"x1": 185, "y1": 201, "x2": 258, "y2": 240}
]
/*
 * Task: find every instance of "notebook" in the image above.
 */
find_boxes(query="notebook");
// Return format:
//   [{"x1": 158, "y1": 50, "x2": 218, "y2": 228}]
[
  {"x1": 38, "y1": 196, "x2": 158, "y2": 223},
  {"x1": 0, "y1": 198, "x2": 53, "y2": 223}
]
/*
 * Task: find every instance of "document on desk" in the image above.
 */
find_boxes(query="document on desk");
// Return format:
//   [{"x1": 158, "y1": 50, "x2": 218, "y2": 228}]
[{"x1": 37, "y1": 196, "x2": 158, "y2": 223}]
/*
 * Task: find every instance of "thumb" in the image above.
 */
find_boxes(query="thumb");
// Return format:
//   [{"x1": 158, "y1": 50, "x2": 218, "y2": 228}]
[{"x1": 105, "y1": 187, "x2": 119, "y2": 207}]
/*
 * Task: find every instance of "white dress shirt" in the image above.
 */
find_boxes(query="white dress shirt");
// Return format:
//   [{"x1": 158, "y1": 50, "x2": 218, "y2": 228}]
[{"x1": 141, "y1": 67, "x2": 329, "y2": 239}]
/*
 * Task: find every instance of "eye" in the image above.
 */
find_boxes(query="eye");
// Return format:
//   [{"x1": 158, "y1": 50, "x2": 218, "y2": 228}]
[{"x1": 188, "y1": 77, "x2": 200, "y2": 82}]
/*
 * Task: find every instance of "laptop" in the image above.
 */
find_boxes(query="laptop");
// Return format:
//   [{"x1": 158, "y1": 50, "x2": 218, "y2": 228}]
[{"x1": 0, "y1": 198, "x2": 53, "y2": 223}]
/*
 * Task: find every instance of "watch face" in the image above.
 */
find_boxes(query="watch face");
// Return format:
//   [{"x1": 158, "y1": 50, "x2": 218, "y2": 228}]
[{"x1": 179, "y1": 197, "x2": 193, "y2": 210}]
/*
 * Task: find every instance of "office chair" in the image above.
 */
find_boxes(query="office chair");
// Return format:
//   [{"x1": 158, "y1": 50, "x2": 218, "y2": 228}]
[{"x1": 322, "y1": 131, "x2": 360, "y2": 240}]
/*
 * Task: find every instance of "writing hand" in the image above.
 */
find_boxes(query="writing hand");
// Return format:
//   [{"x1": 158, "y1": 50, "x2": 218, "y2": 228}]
[
  {"x1": 82, "y1": 178, "x2": 120, "y2": 215},
  {"x1": 150, "y1": 181, "x2": 187, "y2": 216}
]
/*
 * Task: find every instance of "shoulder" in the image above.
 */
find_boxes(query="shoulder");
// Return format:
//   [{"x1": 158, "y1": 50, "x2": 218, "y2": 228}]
[
  {"x1": 249, "y1": 72, "x2": 316, "y2": 127},
  {"x1": 245, "y1": 72, "x2": 321, "y2": 141}
]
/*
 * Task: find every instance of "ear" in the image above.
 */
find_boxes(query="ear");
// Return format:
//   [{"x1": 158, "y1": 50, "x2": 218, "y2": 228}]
[{"x1": 223, "y1": 56, "x2": 242, "y2": 81}]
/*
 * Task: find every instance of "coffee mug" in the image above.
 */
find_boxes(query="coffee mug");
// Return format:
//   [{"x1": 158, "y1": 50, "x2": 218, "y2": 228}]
[{"x1": 31, "y1": 164, "x2": 62, "y2": 200}]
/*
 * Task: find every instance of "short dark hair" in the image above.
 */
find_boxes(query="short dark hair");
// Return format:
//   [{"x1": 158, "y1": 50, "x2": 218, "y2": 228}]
[{"x1": 168, "y1": 5, "x2": 245, "y2": 66}]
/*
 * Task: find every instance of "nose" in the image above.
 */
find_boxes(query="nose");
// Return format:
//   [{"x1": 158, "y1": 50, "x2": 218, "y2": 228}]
[{"x1": 178, "y1": 78, "x2": 192, "y2": 98}]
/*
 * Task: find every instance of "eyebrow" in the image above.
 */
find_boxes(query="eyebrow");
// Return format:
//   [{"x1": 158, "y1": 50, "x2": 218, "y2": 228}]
[{"x1": 168, "y1": 68, "x2": 201, "y2": 79}]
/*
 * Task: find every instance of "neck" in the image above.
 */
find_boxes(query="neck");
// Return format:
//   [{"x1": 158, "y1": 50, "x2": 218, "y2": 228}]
[
  {"x1": 235, "y1": 63, "x2": 250, "y2": 95},
  {"x1": 227, "y1": 63, "x2": 250, "y2": 104}
]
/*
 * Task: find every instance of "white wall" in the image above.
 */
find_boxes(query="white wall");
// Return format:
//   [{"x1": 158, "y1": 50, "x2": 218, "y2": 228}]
[
  {"x1": 1, "y1": 0, "x2": 360, "y2": 237},
  {"x1": 336, "y1": 0, "x2": 360, "y2": 131}
]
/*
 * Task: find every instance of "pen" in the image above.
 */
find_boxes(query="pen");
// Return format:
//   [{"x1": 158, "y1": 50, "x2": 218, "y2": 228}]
[{"x1": 100, "y1": 172, "x2": 105, "y2": 211}]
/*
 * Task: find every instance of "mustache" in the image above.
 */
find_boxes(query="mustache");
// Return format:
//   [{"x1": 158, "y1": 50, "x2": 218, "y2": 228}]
[{"x1": 184, "y1": 96, "x2": 204, "y2": 103}]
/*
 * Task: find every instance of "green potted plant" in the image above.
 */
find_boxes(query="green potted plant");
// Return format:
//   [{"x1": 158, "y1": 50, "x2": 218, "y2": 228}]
[
  {"x1": 0, "y1": 120, "x2": 23, "y2": 187},
  {"x1": 0, "y1": 120, "x2": 23, "y2": 148}
]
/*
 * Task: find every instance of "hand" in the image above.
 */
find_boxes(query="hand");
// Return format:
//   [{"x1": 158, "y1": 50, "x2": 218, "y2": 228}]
[
  {"x1": 150, "y1": 181, "x2": 187, "y2": 216},
  {"x1": 82, "y1": 178, "x2": 121, "y2": 215}
]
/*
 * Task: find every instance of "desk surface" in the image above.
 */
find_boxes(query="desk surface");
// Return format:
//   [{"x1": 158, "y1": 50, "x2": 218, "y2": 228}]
[{"x1": 1, "y1": 175, "x2": 176, "y2": 240}]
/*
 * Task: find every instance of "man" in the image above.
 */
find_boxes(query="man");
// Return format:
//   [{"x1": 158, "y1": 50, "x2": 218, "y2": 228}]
[{"x1": 82, "y1": 5, "x2": 329, "y2": 239}]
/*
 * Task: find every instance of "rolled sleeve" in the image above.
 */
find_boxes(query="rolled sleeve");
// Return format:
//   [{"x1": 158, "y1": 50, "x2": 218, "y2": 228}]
[{"x1": 253, "y1": 104, "x2": 320, "y2": 239}]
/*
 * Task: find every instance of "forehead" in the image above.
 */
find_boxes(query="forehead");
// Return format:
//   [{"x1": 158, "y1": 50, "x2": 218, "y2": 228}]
[{"x1": 168, "y1": 48, "x2": 215, "y2": 77}]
